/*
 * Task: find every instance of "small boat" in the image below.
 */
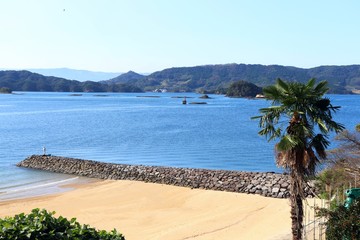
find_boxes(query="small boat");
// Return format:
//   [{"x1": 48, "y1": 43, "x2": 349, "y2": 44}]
[
  {"x1": 255, "y1": 94, "x2": 265, "y2": 99},
  {"x1": 183, "y1": 97, "x2": 186, "y2": 104}
]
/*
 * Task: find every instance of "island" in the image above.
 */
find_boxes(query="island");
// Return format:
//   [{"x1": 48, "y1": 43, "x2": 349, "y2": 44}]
[{"x1": 0, "y1": 87, "x2": 12, "y2": 94}]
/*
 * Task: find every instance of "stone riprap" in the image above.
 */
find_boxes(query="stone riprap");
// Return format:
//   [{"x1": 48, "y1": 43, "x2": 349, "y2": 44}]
[{"x1": 17, "y1": 155, "x2": 316, "y2": 198}]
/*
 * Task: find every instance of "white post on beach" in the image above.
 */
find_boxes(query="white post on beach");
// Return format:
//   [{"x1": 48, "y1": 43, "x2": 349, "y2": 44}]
[{"x1": 43, "y1": 146, "x2": 46, "y2": 156}]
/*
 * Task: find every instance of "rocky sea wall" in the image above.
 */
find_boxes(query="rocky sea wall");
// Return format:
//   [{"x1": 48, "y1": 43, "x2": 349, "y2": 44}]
[{"x1": 17, "y1": 155, "x2": 316, "y2": 198}]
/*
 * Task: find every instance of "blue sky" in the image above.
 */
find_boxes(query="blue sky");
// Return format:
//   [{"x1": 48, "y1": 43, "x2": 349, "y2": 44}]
[{"x1": 1, "y1": 0, "x2": 360, "y2": 73}]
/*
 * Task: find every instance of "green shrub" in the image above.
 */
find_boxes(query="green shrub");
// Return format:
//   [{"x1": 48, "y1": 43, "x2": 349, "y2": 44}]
[
  {"x1": 317, "y1": 200, "x2": 360, "y2": 240},
  {"x1": 0, "y1": 87, "x2": 12, "y2": 93},
  {"x1": 316, "y1": 167, "x2": 351, "y2": 207},
  {"x1": 0, "y1": 208, "x2": 125, "y2": 240},
  {"x1": 316, "y1": 125, "x2": 360, "y2": 206}
]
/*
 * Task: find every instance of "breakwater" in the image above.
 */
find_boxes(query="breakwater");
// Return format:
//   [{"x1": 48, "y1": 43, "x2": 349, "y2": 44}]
[{"x1": 17, "y1": 155, "x2": 316, "y2": 198}]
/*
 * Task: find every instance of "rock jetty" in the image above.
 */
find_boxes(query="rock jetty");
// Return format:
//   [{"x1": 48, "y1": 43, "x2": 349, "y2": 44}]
[{"x1": 17, "y1": 155, "x2": 316, "y2": 199}]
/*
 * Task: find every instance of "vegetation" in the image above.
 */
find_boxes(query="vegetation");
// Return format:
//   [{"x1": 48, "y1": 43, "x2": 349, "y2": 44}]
[
  {"x1": 0, "y1": 71, "x2": 142, "y2": 93},
  {"x1": 0, "y1": 208, "x2": 125, "y2": 240},
  {"x1": 316, "y1": 168, "x2": 352, "y2": 208},
  {"x1": 226, "y1": 80, "x2": 262, "y2": 98},
  {"x1": 0, "y1": 87, "x2": 12, "y2": 93},
  {"x1": 3, "y1": 63, "x2": 360, "y2": 93},
  {"x1": 328, "y1": 125, "x2": 360, "y2": 182},
  {"x1": 316, "y1": 125, "x2": 360, "y2": 206},
  {"x1": 129, "y1": 63, "x2": 359, "y2": 93},
  {"x1": 104, "y1": 71, "x2": 146, "y2": 84},
  {"x1": 317, "y1": 200, "x2": 360, "y2": 240},
  {"x1": 252, "y1": 78, "x2": 344, "y2": 239}
]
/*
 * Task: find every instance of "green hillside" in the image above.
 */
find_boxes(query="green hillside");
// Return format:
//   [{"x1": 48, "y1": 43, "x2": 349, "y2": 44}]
[
  {"x1": 0, "y1": 70, "x2": 142, "y2": 93},
  {"x1": 2, "y1": 64, "x2": 360, "y2": 94},
  {"x1": 132, "y1": 64, "x2": 359, "y2": 93},
  {"x1": 103, "y1": 71, "x2": 146, "y2": 84}
]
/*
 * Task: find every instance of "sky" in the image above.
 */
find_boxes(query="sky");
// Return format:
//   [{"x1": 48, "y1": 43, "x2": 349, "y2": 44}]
[{"x1": 1, "y1": 0, "x2": 360, "y2": 73}]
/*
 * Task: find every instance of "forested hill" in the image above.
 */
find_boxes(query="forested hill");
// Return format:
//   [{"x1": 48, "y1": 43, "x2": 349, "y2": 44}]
[
  {"x1": 132, "y1": 64, "x2": 360, "y2": 93},
  {"x1": 102, "y1": 71, "x2": 146, "y2": 84},
  {"x1": 2, "y1": 64, "x2": 360, "y2": 94},
  {"x1": 0, "y1": 70, "x2": 142, "y2": 92}
]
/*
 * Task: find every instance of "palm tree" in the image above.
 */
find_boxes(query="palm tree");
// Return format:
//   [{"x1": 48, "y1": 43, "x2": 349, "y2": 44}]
[{"x1": 252, "y1": 78, "x2": 344, "y2": 240}]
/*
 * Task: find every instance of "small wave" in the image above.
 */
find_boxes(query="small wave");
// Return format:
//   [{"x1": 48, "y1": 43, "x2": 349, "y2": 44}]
[
  {"x1": 0, "y1": 178, "x2": 59, "y2": 191},
  {"x1": 0, "y1": 177, "x2": 79, "y2": 195}
]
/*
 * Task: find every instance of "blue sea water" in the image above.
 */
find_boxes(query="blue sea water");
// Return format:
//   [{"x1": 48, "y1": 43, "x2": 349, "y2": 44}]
[{"x1": 0, "y1": 92, "x2": 358, "y2": 199}]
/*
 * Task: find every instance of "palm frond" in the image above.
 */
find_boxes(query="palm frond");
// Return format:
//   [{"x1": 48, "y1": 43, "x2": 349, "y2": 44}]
[
  {"x1": 263, "y1": 85, "x2": 282, "y2": 102},
  {"x1": 309, "y1": 134, "x2": 329, "y2": 159},
  {"x1": 314, "y1": 118, "x2": 329, "y2": 134},
  {"x1": 325, "y1": 120, "x2": 345, "y2": 133},
  {"x1": 329, "y1": 105, "x2": 341, "y2": 112},
  {"x1": 277, "y1": 135, "x2": 301, "y2": 151},
  {"x1": 253, "y1": 106, "x2": 287, "y2": 141},
  {"x1": 314, "y1": 98, "x2": 331, "y2": 111},
  {"x1": 314, "y1": 80, "x2": 330, "y2": 95},
  {"x1": 276, "y1": 78, "x2": 290, "y2": 92},
  {"x1": 306, "y1": 78, "x2": 316, "y2": 89},
  {"x1": 268, "y1": 128, "x2": 282, "y2": 141}
]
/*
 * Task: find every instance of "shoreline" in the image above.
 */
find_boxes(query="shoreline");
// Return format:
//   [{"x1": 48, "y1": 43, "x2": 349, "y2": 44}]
[
  {"x1": 0, "y1": 175, "x2": 99, "y2": 202},
  {"x1": 0, "y1": 179, "x2": 292, "y2": 240}
]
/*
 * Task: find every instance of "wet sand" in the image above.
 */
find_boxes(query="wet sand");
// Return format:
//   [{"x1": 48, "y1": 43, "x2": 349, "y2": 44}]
[{"x1": 0, "y1": 180, "x2": 292, "y2": 239}]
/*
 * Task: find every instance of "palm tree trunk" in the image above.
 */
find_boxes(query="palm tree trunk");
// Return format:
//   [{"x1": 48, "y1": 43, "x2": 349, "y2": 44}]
[{"x1": 290, "y1": 169, "x2": 304, "y2": 240}]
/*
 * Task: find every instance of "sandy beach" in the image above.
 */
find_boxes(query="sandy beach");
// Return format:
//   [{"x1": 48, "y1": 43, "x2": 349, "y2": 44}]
[{"x1": 0, "y1": 180, "x2": 292, "y2": 240}]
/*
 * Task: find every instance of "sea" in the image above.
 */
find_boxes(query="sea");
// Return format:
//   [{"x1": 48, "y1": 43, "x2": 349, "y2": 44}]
[{"x1": 0, "y1": 92, "x2": 358, "y2": 200}]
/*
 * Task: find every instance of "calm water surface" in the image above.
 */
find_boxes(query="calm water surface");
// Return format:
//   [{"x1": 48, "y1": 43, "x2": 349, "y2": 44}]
[{"x1": 0, "y1": 92, "x2": 358, "y2": 199}]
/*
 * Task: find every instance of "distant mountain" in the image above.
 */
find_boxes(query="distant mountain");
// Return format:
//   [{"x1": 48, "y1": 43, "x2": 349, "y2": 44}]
[
  {"x1": 26, "y1": 68, "x2": 123, "y2": 81},
  {"x1": 1, "y1": 64, "x2": 360, "y2": 94},
  {"x1": 0, "y1": 70, "x2": 142, "y2": 92},
  {"x1": 102, "y1": 71, "x2": 146, "y2": 84},
  {"x1": 132, "y1": 64, "x2": 359, "y2": 93}
]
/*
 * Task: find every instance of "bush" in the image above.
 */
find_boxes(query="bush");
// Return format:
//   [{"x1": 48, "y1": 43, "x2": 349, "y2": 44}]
[
  {"x1": 316, "y1": 167, "x2": 352, "y2": 208},
  {"x1": 316, "y1": 126, "x2": 360, "y2": 205},
  {"x1": 317, "y1": 200, "x2": 360, "y2": 240},
  {"x1": 0, "y1": 87, "x2": 12, "y2": 93},
  {"x1": 0, "y1": 208, "x2": 125, "y2": 240}
]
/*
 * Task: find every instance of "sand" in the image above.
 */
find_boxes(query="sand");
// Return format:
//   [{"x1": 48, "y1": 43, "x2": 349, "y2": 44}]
[{"x1": 0, "y1": 180, "x2": 292, "y2": 240}]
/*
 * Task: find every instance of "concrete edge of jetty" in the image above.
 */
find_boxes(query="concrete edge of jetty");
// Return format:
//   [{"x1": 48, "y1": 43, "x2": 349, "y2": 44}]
[{"x1": 17, "y1": 155, "x2": 317, "y2": 199}]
